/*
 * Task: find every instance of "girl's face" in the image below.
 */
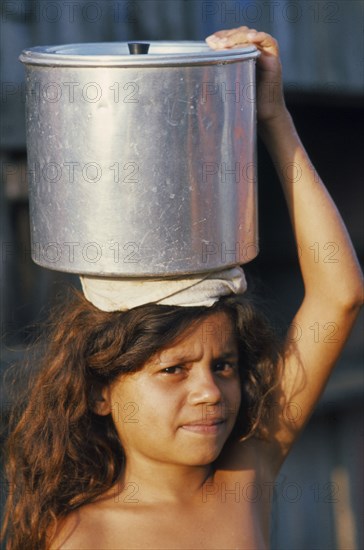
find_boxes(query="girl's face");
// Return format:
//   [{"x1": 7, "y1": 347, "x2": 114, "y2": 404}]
[{"x1": 103, "y1": 311, "x2": 241, "y2": 467}]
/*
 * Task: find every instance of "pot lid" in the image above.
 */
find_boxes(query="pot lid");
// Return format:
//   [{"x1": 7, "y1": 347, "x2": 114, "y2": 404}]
[{"x1": 19, "y1": 41, "x2": 259, "y2": 67}]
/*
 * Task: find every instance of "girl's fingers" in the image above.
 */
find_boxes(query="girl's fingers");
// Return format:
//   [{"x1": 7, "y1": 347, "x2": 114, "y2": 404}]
[
  {"x1": 206, "y1": 27, "x2": 251, "y2": 48},
  {"x1": 206, "y1": 27, "x2": 278, "y2": 57},
  {"x1": 247, "y1": 31, "x2": 279, "y2": 56},
  {"x1": 207, "y1": 26, "x2": 252, "y2": 39}
]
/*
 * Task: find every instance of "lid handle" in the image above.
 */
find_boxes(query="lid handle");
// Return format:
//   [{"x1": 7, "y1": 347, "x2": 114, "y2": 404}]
[{"x1": 128, "y1": 42, "x2": 150, "y2": 55}]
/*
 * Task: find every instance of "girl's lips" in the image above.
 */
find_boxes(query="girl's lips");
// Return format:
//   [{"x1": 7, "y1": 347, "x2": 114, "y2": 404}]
[{"x1": 180, "y1": 421, "x2": 225, "y2": 435}]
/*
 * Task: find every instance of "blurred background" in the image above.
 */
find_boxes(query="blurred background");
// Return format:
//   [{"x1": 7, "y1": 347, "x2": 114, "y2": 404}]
[{"x1": 0, "y1": 1, "x2": 363, "y2": 548}]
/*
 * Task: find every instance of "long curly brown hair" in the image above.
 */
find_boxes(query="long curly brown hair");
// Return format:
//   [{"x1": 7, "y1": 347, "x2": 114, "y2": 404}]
[{"x1": 1, "y1": 289, "x2": 281, "y2": 550}]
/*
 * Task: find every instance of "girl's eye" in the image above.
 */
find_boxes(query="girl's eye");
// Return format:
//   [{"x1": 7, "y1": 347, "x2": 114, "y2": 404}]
[
  {"x1": 214, "y1": 361, "x2": 237, "y2": 373},
  {"x1": 161, "y1": 366, "x2": 183, "y2": 375}
]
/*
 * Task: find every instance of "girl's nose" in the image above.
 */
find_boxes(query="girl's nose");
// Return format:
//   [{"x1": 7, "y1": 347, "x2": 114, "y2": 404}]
[{"x1": 187, "y1": 368, "x2": 222, "y2": 405}]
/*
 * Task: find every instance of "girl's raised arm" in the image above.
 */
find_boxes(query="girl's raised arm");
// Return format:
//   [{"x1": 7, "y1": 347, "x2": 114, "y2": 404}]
[{"x1": 206, "y1": 27, "x2": 363, "y2": 470}]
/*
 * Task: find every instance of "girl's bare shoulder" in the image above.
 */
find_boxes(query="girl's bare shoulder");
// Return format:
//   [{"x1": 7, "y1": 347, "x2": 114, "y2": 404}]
[{"x1": 48, "y1": 505, "x2": 105, "y2": 549}]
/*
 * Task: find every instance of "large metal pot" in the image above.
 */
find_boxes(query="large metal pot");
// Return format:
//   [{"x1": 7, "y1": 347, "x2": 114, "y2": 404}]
[{"x1": 20, "y1": 42, "x2": 259, "y2": 276}]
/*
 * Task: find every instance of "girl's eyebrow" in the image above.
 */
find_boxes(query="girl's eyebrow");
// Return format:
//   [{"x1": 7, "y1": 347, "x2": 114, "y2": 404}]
[
  {"x1": 215, "y1": 351, "x2": 239, "y2": 360},
  {"x1": 156, "y1": 351, "x2": 201, "y2": 366},
  {"x1": 154, "y1": 348, "x2": 239, "y2": 367}
]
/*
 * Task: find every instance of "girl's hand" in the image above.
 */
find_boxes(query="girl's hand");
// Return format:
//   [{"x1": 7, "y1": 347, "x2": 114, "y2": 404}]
[{"x1": 205, "y1": 27, "x2": 287, "y2": 125}]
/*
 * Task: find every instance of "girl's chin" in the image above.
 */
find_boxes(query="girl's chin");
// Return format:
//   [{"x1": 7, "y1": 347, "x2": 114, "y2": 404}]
[{"x1": 178, "y1": 444, "x2": 226, "y2": 466}]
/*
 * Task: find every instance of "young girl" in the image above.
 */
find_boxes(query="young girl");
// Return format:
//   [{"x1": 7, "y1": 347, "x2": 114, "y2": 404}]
[{"x1": 2, "y1": 27, "x2": 363, "y2": 550}]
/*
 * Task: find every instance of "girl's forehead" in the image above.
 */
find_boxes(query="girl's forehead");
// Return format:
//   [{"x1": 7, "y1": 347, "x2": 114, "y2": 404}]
[
  {"x1": 151, "y1": 312, "x2": 238, "y2": 365},
  {"x1": 195, "y1": 311, "x2": 236, "y2": 340}
]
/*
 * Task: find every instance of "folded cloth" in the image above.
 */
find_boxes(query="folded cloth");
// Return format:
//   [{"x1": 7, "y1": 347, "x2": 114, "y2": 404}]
[{"x1": 80, "y1": 267, "x2": 247, "y2": 312}]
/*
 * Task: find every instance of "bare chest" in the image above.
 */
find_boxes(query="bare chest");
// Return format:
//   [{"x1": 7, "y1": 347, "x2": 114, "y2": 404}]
[
  {"x1": 83, "y1": 495, "x2": 270, "y2": 550},
  {"x1": 56, "y1": 451, "x2": 275, "y2": 550}
]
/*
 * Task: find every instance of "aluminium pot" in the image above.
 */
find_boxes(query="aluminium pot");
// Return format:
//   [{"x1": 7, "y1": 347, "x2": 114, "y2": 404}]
[{"x1": 20, "y1": 42, "x2": 259, "y2": 276}]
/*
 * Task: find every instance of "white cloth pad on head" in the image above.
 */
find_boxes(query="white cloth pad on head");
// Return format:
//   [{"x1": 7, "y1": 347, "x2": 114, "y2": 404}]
[{"x1": 80, "y1": 267, "x2": 247, "y2": 312}]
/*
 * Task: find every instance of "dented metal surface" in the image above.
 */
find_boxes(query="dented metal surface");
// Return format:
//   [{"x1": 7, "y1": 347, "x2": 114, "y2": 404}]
[{"x1": 20, "y1": 42, "x2": 259, "y2": 276}]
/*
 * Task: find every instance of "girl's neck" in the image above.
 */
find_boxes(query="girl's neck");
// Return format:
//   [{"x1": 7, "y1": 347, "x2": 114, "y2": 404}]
[{"x1": 115, "y1": 456, "x2": 213, "y2": 505}]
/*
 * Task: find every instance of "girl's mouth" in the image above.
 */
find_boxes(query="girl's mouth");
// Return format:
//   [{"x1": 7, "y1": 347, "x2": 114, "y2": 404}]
[{"x1": 180, "y1": 420, "x2": 226, "y2": 435}]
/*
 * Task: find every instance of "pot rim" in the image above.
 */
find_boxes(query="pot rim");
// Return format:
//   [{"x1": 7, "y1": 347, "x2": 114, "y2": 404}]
[{"x1": 19, "y1": 41, "x2": 259, "y2": 68}]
